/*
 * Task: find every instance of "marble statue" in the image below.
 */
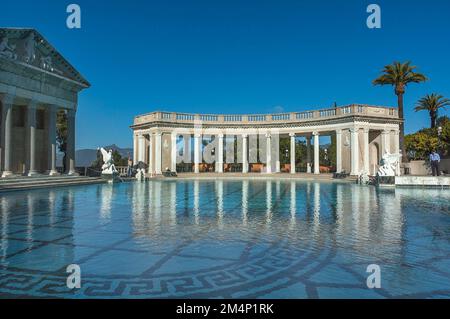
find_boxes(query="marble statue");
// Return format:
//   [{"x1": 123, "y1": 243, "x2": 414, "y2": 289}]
[
  {"x1": 98, "y1": 147, "x2": 118, "y2": 175},
  {"x1": 40, "y1": 56, "x2": 52, "y2": 71},
  {"x1": 377, "y1": 152, "x2": 401, "y2": 177},
  {"x1": 135, "y1": 168, "x2": 145, "y2": 181},
  {"x1": 40, "y1": 56, "x2": 63, "y2": 75},
  {"x1": 0, "y1": 37, "x2": 17, "y2": 60},
  {"x1": 24, "y1": 32, "x2": 36, "y2": 63},
  {"x1": 359, "y1": 171, "x2": 370, "y2": 184}
]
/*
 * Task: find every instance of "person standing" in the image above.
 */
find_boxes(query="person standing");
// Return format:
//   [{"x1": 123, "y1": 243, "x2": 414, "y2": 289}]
[{"x1": 429, "y1": 150, "x2": 441, "y2": 176}]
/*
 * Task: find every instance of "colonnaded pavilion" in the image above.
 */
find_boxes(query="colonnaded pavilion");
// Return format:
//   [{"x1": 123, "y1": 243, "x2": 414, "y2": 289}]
[{"x1": 131, "y1": 106, "x2": 402, "y2": 176}]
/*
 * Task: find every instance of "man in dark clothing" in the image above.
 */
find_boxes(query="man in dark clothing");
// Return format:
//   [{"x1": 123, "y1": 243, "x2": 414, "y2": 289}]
[{"x1": 429, "y1": 150, "x2": 441, "y2": 176}]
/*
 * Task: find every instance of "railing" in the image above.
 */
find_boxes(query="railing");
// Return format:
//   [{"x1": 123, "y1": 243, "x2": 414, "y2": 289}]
[
  {"x1": 115, "y1": 166, "x2": 129, "y2": 176},
  {"x1": 133, "y1": 104, "x2": 398, "y2": 126},
  {"x1": 55, "y1": 166, "x2": 131, "y2": 177},
  {"x1": 224, "y1": 115, "x2": 243, "y2": 122},
  {"x1": 248, "y1": 115, "x2": 266, "y2": 122}
]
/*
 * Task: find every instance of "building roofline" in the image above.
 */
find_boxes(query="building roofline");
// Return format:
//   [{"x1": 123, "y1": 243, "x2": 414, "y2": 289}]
[{"x1": 0, "y1": 27, "x2": 91, "y2": 88}]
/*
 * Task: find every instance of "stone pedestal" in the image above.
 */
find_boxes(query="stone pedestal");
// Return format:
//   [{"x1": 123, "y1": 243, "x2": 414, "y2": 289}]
[
  {"x1": 101, "y1": 172, "x2": 120, "y2": 183},
  {"x1": 377, "y1": 176, "x2": 395, "y2": 186}
]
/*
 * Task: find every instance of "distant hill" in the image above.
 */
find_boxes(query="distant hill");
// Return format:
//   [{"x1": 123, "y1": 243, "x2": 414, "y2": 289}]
[{"x1": 56, "y1": 144, "x2": 133, "y2": 167}]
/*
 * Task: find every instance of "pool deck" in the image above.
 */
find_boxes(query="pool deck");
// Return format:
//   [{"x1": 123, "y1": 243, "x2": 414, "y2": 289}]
[
  {"x1": 0, "y1": 175, "x2": 106, "y2": 192},
  {"x1": 395, "y1": 175, "x2": 450, "y2": 187}
]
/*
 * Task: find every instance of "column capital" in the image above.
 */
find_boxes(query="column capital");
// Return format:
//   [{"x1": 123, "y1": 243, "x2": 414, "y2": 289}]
[
  {"x1": 312, "y1": 131, "x2": 320, "y2": 136},
  {"x1": 382, "y1": 129, "x2": 391, "y2": 135},
  {"x1": 67, "y1": 109, "x2": 76, "y2": 118},
  {"x1": 217, "y1": 133, "x2": 224, "y2": 138},
  {"x1": 289, "y1": 132, "x2": 296, "y2": 137},
  {"x1": 349, "y1": 127, "x2": 359, "y2": 133},
  {"x1": 27, "y1": 100, "x2": 38, "y2": 109},
  {"x1": 336, "y1": 129, "x2": 342, "y2": 135},
  {"x1": 0, "y1": 94, "x2": 15, "y2": 106},
  {"x1": 265, "y1": 132, "x2": 272, "y2": 138},
  {"x1": 194, "y1": 133, "x2": 201, "y2": 138},
  {"x1": 242, "y1": 133, "x2": 248, "y2": 138},
  {"x1": 48, "y1": 104, "x2": 59, "y2": 112},
  {"x1": 363, "y1": 127, "x2": 370, "y2": 134},
  {"x1": 393, "y1": 130, "x2": 400, "y2": 136}
]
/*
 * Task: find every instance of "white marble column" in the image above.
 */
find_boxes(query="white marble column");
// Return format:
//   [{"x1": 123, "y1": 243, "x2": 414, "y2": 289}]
[
  {"x1": 194, "y1": 133, "x2": 200, "y2": 174},
  {"x1": 290, "y1": 133, "x2": 296, "y2": 174},
  {"x1": 183, "y1": 134, "x2": 191, "y2": 164},
  {"x1": 138, "y1": 134, "x2": 145, "y2": 163},
  {"x1": 171, "y1": 132, "x2": 177, "y2": 172},
  {"x1": 148, "y1": 134, "x2": 153, "y2": 174},
  {"x1": 336, "y1": 129, "x2": 342, "y2": 174},
  {"x1": 313, "y1": 131, "x2": 320, "y2": 175},
  {"x1": 394, "y1": 130, "x2": 400, "y2": 175},
  {"x1": 382, "y1": 129, "x2": 390, "y2": 154},
  {"x1": 27, "y1": 101, "x2": 38, "y2": 176},
  {"x1": 1, "y1": 95, "x2": 14, "y2": 177},
  {"x1": 47, "y1": 105, "x2": 58, "y2": 176},
  {"x1": 155, "y1": 132, "x2": 162, "y2": 174},
  {"x1": 363, "y1": 128, "x2": 370, "y2": 174},
  {"x1": 306, "y1": 134, "x2": 312, "y2": 173},
  {"x1": 133, "y1": 134, "x2": 138, "y2": 165},
  {"x1": 66, "y1": 109, "x2": 77, "y2": 175},
  {"x1": 242, "y1": 133, "x2": 248, "y2": 173},
  {"x1": 350, "y1": 127, "x2": 359, "y2": 175},
  {"x1": 266, "y1": 133, "x2": 272, "y2": 174},
  {"x1": 216, "y1": 133, "x2": 224, "y2": 173}
]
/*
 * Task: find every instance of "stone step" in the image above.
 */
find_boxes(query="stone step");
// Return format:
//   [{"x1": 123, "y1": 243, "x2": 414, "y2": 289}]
[
  {"x1": 0, "y1": 176, "x2": 89, "y2": 183},
  {"x1": 0, "y1": 176, "x2": 98, "y2": 184},
  {"x1": 0, "y1": 177, "x2": 105, "y2": 192}
]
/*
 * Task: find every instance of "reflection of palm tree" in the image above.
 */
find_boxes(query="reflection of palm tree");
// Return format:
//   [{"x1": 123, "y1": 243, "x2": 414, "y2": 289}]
[
  {"x1": 373, "y1": 61, "x2": 427, "y2": 162},
  {"x1": 414, "y1": 93, "x2": 450, "y2": 128}
]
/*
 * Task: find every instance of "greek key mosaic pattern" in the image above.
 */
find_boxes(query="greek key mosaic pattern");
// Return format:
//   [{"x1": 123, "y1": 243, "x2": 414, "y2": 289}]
[{"x1": 1, "y1": 181, "x2": 450, "y2": 298}]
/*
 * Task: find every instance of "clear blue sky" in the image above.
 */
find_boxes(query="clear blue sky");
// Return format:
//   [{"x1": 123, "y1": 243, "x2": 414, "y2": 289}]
[{"x1": 1, "y1": 0, "x2": 449, "y2": 149}]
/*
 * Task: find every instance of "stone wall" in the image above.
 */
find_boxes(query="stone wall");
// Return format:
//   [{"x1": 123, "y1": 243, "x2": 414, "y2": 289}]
[{"x1": 409, "y1": 159, "x2": 450, "y2": 175}]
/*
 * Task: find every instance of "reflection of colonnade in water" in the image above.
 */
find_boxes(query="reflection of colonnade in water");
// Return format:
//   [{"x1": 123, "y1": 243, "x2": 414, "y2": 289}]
[
  {"x1": 100, "y1": 186, "x2": 114, "y2": 220},
  {"x1": 0, "y1": 189, "x2": 75, "y2": 267},
  {"x1": 1, "y1": 197, "x2": 10, "y2": 263},
  {"x1": 129, "y1": 180, "x2": 405, "y2": 257},
  {"x1": 334, "y1": 183, "x2": 404, "y2": 259}
]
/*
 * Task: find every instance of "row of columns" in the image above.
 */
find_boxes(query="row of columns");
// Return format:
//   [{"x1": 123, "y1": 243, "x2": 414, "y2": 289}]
[
  {"x1": 137, "y1": 127, "x2": 398, "y2": 176},
  {"x1": 137, "y1": 131, "x2": 324, "y2": 175},
  {"x1": 0, "y1": 95, "x2": 76, "y2": 177}
]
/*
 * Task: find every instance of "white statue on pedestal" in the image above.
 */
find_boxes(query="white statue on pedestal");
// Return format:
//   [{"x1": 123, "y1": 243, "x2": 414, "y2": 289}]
[
  {"x1": 98, "y1": 147, "x2": 118, "y2": 175},
  {"x1": 377, "y1": 152, "x2": 402, "y2": 177}
]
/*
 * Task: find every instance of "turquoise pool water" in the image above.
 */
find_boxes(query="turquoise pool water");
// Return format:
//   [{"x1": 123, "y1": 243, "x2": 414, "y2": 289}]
[{"x1": 0, "y1": 180, "x2": 449, "y2": 298}]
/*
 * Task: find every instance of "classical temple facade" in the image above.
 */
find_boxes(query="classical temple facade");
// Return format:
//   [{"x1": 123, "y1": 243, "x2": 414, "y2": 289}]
[
  {"x1": 131, "y1": 105, "x2": 402, "y2": 176},
  {"x1": 0, "y1": 28, "x2": 89, "y2": 177}
]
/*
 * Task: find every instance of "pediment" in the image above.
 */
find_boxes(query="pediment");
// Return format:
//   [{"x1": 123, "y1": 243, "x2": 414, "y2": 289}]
[{"x1": 0, "y1": 28, "x2": 90, "y2": 87}]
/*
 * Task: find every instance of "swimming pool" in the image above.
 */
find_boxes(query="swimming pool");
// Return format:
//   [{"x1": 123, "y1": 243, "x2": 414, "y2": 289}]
[{"x1": 0, "y1": 180, "x2": 449, "y2": 298}]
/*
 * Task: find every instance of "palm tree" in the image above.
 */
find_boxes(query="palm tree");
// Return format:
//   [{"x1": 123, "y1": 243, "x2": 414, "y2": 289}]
[
  {"x1": 373, "y1": 61, "x2": 427, "y2": 162},
  {"x1": 414, "y1": 93, "x2": 450, "y2": 128}
]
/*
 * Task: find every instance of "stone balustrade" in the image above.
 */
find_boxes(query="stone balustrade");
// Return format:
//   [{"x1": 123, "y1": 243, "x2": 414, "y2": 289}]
[{"x1": 133, "y1": 104, "x2": 398, "y2": 126}]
